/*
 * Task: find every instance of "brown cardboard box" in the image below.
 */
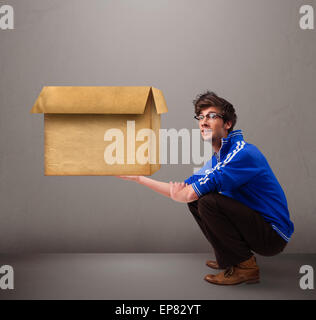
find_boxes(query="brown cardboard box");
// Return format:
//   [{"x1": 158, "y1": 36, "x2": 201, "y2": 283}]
[{"x1": 31, "y1": 86, "x2": 168, "y2": 175}]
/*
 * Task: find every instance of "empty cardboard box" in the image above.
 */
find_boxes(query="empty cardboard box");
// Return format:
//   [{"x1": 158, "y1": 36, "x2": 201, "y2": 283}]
[{"x1": 31, "y1": 86, "x2": 168, "y2": 175}]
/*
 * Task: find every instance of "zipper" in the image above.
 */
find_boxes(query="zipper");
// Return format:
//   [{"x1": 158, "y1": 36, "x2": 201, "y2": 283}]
[{"x1": 217, "y1": 138, "x2": 224, "y2": 163}]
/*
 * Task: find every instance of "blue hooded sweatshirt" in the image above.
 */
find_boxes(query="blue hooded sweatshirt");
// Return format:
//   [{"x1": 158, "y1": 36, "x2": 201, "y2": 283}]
[{"x1": 184, "y1": 129, "x2": 294, "y2": 242}]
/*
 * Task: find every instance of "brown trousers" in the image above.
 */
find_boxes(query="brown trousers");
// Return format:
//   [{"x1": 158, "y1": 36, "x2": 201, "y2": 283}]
[{"x1": 187, "y1": 192, "x2": 287, "y2": 268}]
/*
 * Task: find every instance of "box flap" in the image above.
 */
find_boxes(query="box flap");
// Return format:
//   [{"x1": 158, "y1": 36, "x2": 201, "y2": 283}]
[
  {"x1": 30, "y1": 86, "x2": 152, "y2": 114},
  {"x1": 151, "y1": 87, "x2": 168, "y2": 114}
]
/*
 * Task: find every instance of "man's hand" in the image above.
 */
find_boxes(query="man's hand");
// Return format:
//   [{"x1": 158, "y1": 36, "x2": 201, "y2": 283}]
[
  {"x1": 169, "y1": 182, "x2": 199, "y2": 203},
  {"x1": 116, "y1": 175, "x2": 141, "y2": 183},
  {"x1": 169, "y1": 182, "x2": 187, "y2": 198}
]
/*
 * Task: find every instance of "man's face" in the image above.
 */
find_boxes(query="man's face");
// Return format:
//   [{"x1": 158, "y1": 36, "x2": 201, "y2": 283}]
[{"x1": 198, "y1": 106, "x2": 231, "y2": 142}]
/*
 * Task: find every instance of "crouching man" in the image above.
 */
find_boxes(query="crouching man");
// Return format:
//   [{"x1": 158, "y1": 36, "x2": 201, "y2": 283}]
[{"x1": 117, "y1": 91, "x2": 294, "y2": 286}]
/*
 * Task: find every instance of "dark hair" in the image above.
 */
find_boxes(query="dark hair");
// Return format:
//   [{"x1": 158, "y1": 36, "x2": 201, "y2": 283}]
[{"x1": 193, "y1": 91, "x2": 237, "y2": 133}]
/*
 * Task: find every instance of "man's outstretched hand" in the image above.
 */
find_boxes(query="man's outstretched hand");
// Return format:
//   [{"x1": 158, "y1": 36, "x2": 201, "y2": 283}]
[
  {"x1": 115, "y1": 175, "x2": 141, "y2": 183},
  {"x1": 116, "y1": 176, "x2": 199, "y2": 203}
]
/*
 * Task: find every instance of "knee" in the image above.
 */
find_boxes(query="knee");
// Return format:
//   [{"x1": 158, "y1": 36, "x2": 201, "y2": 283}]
[
  {"x1": 198, "y1": 193, "x2": 217, "y2": 209},
  {"x1": 197, "y1": 193, "x2": 219, "y2": 217},
  {"x1": 187, "y1": 200, "x2": 198, "y2": 211}
]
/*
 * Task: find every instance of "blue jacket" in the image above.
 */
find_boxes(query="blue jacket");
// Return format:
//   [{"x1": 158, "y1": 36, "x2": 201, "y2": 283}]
[{"x1": 184, "y1": 129, "x2": 294, "y2": 242}]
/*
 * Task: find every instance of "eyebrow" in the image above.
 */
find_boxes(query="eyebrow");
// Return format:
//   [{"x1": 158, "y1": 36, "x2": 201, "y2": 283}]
[{"x1": 199, "y1": 111, "x2": 218, "y2": 116}]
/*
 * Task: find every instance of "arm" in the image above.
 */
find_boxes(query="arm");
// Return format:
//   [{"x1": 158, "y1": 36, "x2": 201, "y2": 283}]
[
  {"x1": 169, "y1": 182, "x2": 199, "y2": 203},
  {"x1": 191, "y1": 143, "x2": 263, "y2": 197},
  {"x1": 116, "y1": 175, "x2": 199, "y2": 202},
  {"x1": 116, "y1": 175, "x2": 172, "y2": 198},
  {"x1": 139, "y1": 176, "x2": 172, "y2": 198}
]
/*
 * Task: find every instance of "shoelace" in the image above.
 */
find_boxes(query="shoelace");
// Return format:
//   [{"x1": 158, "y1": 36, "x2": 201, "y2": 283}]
[
  {"x1": 223, "y1": 257, "x2": 257, "y2": 277},
  {"x1": 224, "y1": 266, "x2": 234, "y2": 278}
]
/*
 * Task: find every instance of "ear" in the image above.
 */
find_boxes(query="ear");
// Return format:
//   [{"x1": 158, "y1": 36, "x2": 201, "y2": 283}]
[{"x1": 224, "y1": 121, "x2": 232, "y2": 131}]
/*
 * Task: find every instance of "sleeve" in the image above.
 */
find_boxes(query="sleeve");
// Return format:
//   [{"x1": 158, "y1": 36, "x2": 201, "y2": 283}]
[
  {"x1": 184, "y1": 159, "x2": 213, "y2": 185},
  {"x1": 191, "y1": 143, "x2": 263, "y2": 197},
  {"x1": 184, "y1": 175, "x2": 201, "y2": 185}
]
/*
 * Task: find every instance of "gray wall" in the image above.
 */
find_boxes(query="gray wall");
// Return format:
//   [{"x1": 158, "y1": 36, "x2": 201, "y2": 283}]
[{"x1": 0, "y1": 0, "x2": 315, "y2": 253}]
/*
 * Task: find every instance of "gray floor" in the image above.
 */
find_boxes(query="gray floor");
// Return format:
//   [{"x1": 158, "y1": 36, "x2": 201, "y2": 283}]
[{"x1": 0, "y1": 253, "x2": 315, "y2": 300}]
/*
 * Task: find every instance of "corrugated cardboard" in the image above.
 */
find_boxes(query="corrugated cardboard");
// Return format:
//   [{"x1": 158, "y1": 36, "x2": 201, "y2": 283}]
[{"x1": 30, "y1": 86, "x2": 168, "y2": 176}]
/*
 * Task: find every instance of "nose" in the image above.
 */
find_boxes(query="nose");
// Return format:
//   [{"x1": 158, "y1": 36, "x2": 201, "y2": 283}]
[
  {"x1": 201, "y1": 117, "x2": 208, "y2": 124},
  {"x1": 201, "y1": 117, "x2": 209, "y2": 126}
]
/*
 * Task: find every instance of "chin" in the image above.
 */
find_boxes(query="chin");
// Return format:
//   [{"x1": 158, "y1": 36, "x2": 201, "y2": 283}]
[{"x1": 201, "y1": 134, "x2": 213, "y2": 141}]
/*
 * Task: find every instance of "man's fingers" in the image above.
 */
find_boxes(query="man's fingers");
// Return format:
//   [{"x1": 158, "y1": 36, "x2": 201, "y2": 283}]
[{"x1": 116, "y1": 175, "x2": 140, "y2": 182}]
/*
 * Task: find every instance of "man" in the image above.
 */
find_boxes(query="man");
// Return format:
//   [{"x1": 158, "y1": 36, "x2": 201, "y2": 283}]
[{"x1": 117, "y1": 91, "x2": 294, "y2": 286}]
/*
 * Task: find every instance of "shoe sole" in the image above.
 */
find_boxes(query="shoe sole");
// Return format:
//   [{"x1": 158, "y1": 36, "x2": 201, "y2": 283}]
[{"x1": 204, "y1": 277, "x2": 260, "y2": 286}]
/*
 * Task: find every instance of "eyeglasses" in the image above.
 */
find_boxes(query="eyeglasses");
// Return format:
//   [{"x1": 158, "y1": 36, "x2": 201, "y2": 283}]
[{"x1": 194, "y1": 112, "x2": 224, "y2": 121}]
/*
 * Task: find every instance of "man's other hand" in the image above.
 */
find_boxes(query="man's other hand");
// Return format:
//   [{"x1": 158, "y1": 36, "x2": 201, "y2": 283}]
[{"x1": 169, "y1": 182, "x2": 199, "y2": 203}]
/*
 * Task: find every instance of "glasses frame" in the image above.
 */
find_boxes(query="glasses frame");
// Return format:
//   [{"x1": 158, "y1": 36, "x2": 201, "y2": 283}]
[{"x1": 194, "y1": 112, "x2": 224, "y2": 121}]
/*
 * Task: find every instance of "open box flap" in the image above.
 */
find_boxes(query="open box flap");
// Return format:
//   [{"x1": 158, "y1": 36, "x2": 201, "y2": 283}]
[{"x1": 30, "y1": 86, "x2": 159, "y2": 114}]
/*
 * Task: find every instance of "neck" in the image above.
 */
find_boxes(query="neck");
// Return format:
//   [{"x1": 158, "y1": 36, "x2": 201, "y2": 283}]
[
  {"x1": 212, "y1": 139, "x2": 222, "y2": 154},
  {"x1": 213, "y1": 131, "x2": 229, "y2": 153}
]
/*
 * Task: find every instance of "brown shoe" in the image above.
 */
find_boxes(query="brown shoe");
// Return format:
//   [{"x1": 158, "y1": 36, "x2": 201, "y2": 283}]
[
  {"x1": 204, "y1": 256, "x2": 260, "y2": 285},
  {"x1": 205, "y1": 260, "x2": 222, "y2": 270}
]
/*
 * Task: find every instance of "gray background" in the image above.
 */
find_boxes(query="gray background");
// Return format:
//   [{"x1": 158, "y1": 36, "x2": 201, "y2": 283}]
[{"x1": 0, "y1": 0, "x2": 315, "y2": 253}]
